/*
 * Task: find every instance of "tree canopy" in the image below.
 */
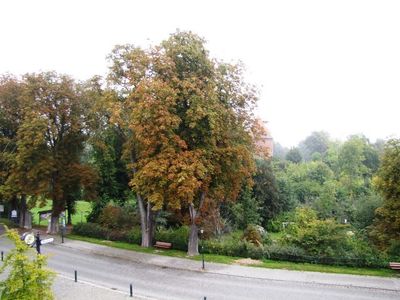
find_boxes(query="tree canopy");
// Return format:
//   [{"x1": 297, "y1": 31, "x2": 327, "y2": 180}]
[{"x1": 370, "y1": 138, "x2": 400, "y2": 249}]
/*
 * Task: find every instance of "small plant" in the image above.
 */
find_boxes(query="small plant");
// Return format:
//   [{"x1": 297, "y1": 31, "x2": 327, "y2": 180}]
[
  {"x1": 0, "y1": 228, "x2": 55, "y2": 300},
  {"x1": 242, "y1": 224, "x2": 263, "y2": 246}
]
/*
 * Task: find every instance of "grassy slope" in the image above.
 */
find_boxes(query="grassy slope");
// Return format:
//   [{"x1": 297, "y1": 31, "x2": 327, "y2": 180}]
[
  {"x1": 30, "y1": 200, "x2": 92, "y2": 225},
  {"x1": 67, "y1": 234, "x2": 397, "y2": 278}
]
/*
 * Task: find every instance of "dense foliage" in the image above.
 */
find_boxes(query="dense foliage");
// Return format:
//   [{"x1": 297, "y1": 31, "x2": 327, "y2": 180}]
[{"x1": 0, "y1": 229, "x2": 55, "y2": 300}]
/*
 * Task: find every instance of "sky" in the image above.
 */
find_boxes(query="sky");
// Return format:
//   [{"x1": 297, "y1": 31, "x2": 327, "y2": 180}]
[{"x1": 0, "y1": 0, "x2": 399, "y2": 147}]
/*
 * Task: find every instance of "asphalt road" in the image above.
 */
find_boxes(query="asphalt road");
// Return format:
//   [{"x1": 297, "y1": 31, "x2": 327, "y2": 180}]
[{"x1": 1, "y1": 237, "x2": 399, "y2": 300}]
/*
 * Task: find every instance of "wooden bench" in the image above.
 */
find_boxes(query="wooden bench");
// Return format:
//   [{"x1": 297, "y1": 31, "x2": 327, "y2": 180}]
[
  {"x1": 389, "y1": 262, "x2": 400, "y2": 270},
  {"x1": 154, "y1": 241, "x2": 172, "y2": 249}
]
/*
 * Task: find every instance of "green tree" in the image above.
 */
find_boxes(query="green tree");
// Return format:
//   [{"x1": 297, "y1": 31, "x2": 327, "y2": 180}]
[
  {"x1": 370, "y1": 138, "x2": 400, "y2": 249},
  {"x1": 0, "y1": 228, "x2": 55, "y2": 300},
  {"x1": 286, "y1": 147, "x2": 302, "y2": 163},
  {"x1": 299, "y1": 131, "x2": 330, "y2": 161},
  {"x1": 229, "y1": 186, "x2": 261, "y2": 229},
  {"x1": 252, "y1": 159, "x2": 282, "y2": 226}
]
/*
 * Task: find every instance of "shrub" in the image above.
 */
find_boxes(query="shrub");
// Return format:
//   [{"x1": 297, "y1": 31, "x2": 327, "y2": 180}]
[
  {"x1": 0, "y1": 229, "x2": 55, "y2": 300},
  {"x1": 202, "y1": 237, "x2": 266, "y2": 259},
  {"x1": 72, "y1": 222, "x2": 108, "y2": 239},
  {"x1": 155, "y1": 226, "x2": 189, "y2": 251},
  {"x1": 388, "y1": 239, "x2": 400, "y2": 258},
  {"x1": 98, "y1": 204, "x2": 137, "y2": 230},
  {"x1": 282, "y1": 207, "x2": 349, "y2": 257},
  {"x1": 243, "y1": 224, "x2": 262, "y2": 246},
  {"x1": 126, "y1": 228, "x2": 142, "y2": 245},
  {"x1": 265, "y1": 244, "x2": 306, "y2": 261}
]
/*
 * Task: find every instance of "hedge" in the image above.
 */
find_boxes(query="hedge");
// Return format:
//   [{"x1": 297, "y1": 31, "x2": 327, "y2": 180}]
[{"x1": 72, "y1": 223, "x2": 388, "y2": 268}]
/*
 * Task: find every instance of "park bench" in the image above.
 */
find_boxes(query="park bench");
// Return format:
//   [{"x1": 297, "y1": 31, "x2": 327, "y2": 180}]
[
  {"x1": 389, "y1": 262, "x2": 400, "y2": 271},
  {"x1": 154, "y1": 241, "x2": 172, "y2": 249}
]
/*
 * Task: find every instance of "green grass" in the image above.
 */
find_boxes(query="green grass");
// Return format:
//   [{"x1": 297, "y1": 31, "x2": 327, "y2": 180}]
[
  {"x1": 256, "y1": 259, "x2": 396, "y2": 277},
  {"x1": 30, "y1": 200, "x2": 92, "y2": 225},
  {"x1": 67, "y1": 234, "x2": 189, "y2": 258},
  {"x1": 66, "y1": 234, "x2": 397, "y2": 277}
]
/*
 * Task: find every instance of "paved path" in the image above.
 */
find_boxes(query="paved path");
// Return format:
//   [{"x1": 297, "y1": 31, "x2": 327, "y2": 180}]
[{"x1": 1, "y1": 235, "x2": 400, "y2": 300}]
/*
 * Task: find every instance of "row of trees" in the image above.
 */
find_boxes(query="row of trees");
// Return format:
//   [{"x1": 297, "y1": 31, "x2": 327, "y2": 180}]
[
  {"x1": 1, "y1": 31, "x2": 398, "y2": 256},
  {"x1": 0, "y1": 31, "x2": 264, "y2": 255}
]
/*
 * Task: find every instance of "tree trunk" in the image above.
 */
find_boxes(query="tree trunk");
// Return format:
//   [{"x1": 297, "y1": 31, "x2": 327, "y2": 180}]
[
  {"x1": 137, "y1": 194, "x2": 154, "y2": 247},
  {"x1": 19, "y1": 195, "x2": 32, "y2": 229},
  {"x1": 24, "y1": 212, "x2": 32, "y2": 229},
  {"x1": 188, "y1": 223, "x2": 199, "y2": 256},
  {"x1": 187, "y1": 203, "x2": 199, "y2": 256},
  {"x1": 19, "y1": 195, "x2": 27, "y2": 228},
  {"x1": 48, "y1": 215, "x2": 59, "y2": 234},
  {"x1": 67, "y1": 200, "x2": 72, "y2": 225}
]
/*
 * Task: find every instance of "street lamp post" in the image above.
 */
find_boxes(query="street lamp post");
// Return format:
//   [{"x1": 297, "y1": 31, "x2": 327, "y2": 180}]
[{"x1": 200, "y1": 229, "x2": 204, "y2": 269}]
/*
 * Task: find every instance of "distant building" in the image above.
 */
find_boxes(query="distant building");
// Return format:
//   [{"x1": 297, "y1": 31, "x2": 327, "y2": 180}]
[{"x1": 255, "y1": 119, "x2": 274, "y2": 158}]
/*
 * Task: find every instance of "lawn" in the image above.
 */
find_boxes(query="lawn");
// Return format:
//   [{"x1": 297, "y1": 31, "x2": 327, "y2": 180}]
[{"x1": 30, "y1": 200, "x2": 92, "y2": 225}]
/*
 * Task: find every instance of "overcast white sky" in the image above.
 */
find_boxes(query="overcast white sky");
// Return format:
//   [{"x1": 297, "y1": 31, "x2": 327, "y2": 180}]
[{"x1": 1, "y1": 0, "x2": 399, "y2": 146}]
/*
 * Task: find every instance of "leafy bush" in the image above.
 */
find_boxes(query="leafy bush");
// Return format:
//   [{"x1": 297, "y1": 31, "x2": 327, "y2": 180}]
[
  {"x1": 98, "y1": 204, "x2": 137, "y2": 230},
  {"x1": 282, "y1": 207, "x2": 349, "y2": 257},
  {"x1": 242, "y1": 224, "x2": 262, "y2": 246},
  {"x1": 387, "y1": 239, "x2": 400, "y2": 259},
  {"x1": 0, "y1": 229, "x2": 55, "y2": 300},
  {"x1": 155, "y1": 226, "x2": 189, "y2": 251},
  {"x1": 72, "y1": 222, "x2": 109, "y2": 239},
  {"x1": 126, "y1": 228, "x2": 142, "y2": 245},
  {"x1": 202, "y1": 234, "x2": 266, "y2": 259},
  {"x1": 265, "y1": 243, "x2": 307, "y2": 261}
]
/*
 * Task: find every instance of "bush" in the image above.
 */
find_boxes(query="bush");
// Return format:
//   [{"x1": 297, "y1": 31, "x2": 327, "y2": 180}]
[
  {"x1": 388, "y1": 239, "x2": 400, "y2": 258},
  {"x1": 98, "y1": 204, "x2": 137, "y2": 230},
  {"x1": 126, "y1": 228, "x2": 142, "y2": 245},
  {"x1": 242, "y1": 224, "x2": 262, "y2": 246},
  {"x1": 202, "y1": 236, "x2": 266, "y2": 259},
  {"x1": 282, "y1": 207, "x2": 349, "y2": 257},
  {"x1": 0, "y1": 229, "x2": 55, "y2": 300},
  {"x1": 266, "y1": 220, "x2": 282, "y2": 232},
  {"x1": 72, "y1": 222, "x2": 109, "y2": 239},
  {"x1": 265, "y1": 244, "x2": 306, "y2": 261},
  {"x1": 155, "y1": 226, "x2": 189, "y2": 251}
]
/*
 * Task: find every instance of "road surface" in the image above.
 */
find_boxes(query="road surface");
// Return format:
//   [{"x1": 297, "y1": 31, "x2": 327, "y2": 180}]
[{"x1": 1, "y1": 236, "x2": 399, "y2": 300}]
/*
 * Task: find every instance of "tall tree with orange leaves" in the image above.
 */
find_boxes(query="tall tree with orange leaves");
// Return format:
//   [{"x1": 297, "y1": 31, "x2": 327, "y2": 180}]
[{"x1": 108, "y1": 31, "x2": 258, "y2": 254}]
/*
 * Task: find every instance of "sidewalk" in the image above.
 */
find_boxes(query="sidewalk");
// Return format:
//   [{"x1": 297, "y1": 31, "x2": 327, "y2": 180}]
[
  {"x1": 53, "y1": 275, "x2": 148, "y2": 300},
  {"x1": 54, "y1": 237, "x2": 400, "y2": 293}
]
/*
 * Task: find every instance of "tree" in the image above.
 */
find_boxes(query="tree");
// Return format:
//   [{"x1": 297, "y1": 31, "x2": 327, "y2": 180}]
[
  {"x1": 252, "y1": 159, "x2": 282, "y2": 226},
  {"x1": 299, "y1": 131, "x2": 330, "y2": 161},
  {"x1": 286, "y1": 147, "x2": 302, "y2": 163},
  {"x1": 228, "y1": 186, "x2": 261, "y2": 229},
  {"x1": 0, "y1": 228, "x2": 55, "y2": 300},
  {"x1": 334, "y1": 135, "x2": 377, "y2": 220},
  {"x1": 272, "y1": 142, "x2": 288, "y2": 159},
  {"x1": 9, "y1": 72, "x2": 97, "y2": 234},
  {"x1": 105, "y1": 43, "x2": 161, "y2": 247},
  {"x1": 110, "y1": 31, "x2": 257, "y2": 254},
  {"x1": 0, "y1": 75, "x2": 29, "y2": 227},
  {"x1": 370, "y1": 138, "x2": 400, "y2": 249},
  {"x1": 73, "y1": 76, "x2": 131, "y2": 223}
]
